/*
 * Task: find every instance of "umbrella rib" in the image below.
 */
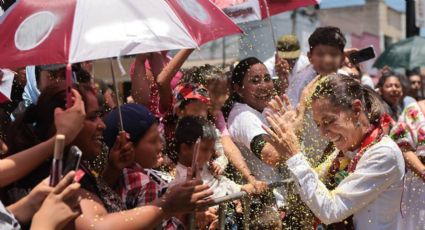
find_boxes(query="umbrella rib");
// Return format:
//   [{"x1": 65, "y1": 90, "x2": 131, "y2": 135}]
[{"x1": 109, "y1": 59, "x2": 124, "y2": 132}]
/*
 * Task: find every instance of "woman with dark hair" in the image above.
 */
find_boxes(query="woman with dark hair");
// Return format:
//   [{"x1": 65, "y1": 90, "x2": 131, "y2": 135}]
[
  {"x1": 264, "y1": 74, "x2": 404, "y2": 229},
  {"x1": 377, "y1": 70, "x2": 416, "y2": 120},
  {"x1": 5, "y1": 83, "x2": 94, "y2": 204},
  {"x1": 6, "y1": 83, "x2": 213, "y2": 229},
  {"x1": 223, "y1": 57, "x2": 288, "y2": 208}
]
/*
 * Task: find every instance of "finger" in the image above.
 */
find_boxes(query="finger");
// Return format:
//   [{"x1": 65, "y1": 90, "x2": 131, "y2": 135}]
[
  {"x1": 111, "y1": 136, "x2": 121, "y2": 151},
  {"x1": 265, "y1": 117, "x2": 285, "y2": 139},
  {"x1": 59, "y1": 182, "x2": 81, "y2": 201},
  {"x1": 268, "y1": 98, "x2": 279, "y2": 112},
  {"x1": 282, "y1": 95, "x2": 292, "y2": 111},
  {"x1": 121, "y1": 142, "x2": 133, "y2": 153},
  {"x1": 190, "y1": 183, "x2": 210, "y2": 193},
  {"x1": 192, "y1": 189, "x2": 214, "y2": 201},
  {"x1": 70, "y1": 89, "x2": 83, "y2": 110},
  {"x1": 53, "y1": 171, "x2": 76, "y2": 194},
  {"x1": 267, "y1": 114, "x2": 285, "y2": 134},
  {"x1": 275, "y1": 96, "x2": 285, "y2": 110},
  {"x1": 262, "y1": 125, "x2": 280, "y2": 142},
  {"x1": 270, "y1": 112, "x2": 287, "y2": 132}
]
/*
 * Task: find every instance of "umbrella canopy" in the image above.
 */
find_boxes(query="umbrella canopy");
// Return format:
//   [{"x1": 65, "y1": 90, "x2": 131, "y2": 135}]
[
  {"x1": 211, "y1": 0, "x2": 320, "y2": 24},
  {"x1": 0, "y1": 0, "x2": 242, "y2": 68},
  {"x1": 0, "y1": 69, "x2": 14, "y2": 104},
  {"x1": 374, "y1": 36, "x2": 425, "y2": 70}
]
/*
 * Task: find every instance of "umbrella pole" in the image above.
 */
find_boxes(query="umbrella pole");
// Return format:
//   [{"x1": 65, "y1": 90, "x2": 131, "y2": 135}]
[
  {"x1": 262, "y1": 0, "x2": 277, "y2": 50},
  {"x1": 65, "y1": 63, "x2": 73, "y2": 108},
  {"x1": 109, "y1": 59, "x2": 124, "y2": 132}
]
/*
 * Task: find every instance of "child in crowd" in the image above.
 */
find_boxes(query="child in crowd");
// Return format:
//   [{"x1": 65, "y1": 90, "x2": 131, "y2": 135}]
[
  {"x1": 103, "y1": 103, "x2": 182, "y2": 229},
  {"x1": 181, "y1": 65, "x2": 266, "y2": 187},
  {"x1": 287, "y1": 26, "x2": 347, "y2": 107},
  {"x1": 164, "y1": 83, "x2": 229, "y2": 175},
  {"x1": 173, "y1": 116, "x2": 256, "y2": 229}
]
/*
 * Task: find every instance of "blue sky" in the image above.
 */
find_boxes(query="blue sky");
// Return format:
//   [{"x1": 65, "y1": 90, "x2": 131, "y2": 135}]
[{"x1": 320, "y1": 0, "x2": 404, "y2": 11}]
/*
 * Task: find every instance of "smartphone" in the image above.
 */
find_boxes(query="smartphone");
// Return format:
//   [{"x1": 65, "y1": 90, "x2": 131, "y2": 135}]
[
  {"x1": 191, "y1": 138, "x2": 201, "y2": 179},
  {"x1": 63, "y1": 146, "x2": 82, "y2": 175},
  {"x1": 50, "y1": 135, "x2": 65, "y2": 186},
  {"x1": 349, "y1": 46, "x2": 376, "y2": 65}
]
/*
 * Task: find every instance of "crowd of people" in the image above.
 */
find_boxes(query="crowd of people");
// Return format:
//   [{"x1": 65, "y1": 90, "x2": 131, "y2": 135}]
[{"x1": 0, "y1": 25, "x2": 424, "y2": 230}]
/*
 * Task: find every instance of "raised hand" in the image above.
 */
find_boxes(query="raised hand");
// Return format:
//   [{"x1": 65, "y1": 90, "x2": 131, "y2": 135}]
[
  {"x1": 267, "y1": 95, "x2": 302, "y2": 132},
  {"x1": 160, "y1": 178, "x2": 213, "y2": 214},
  {"x1": 31, "y1": 171, "x2": 81, "y2": 230},
  {"x1": 54, "y1": 89, "x2": 86, "y2": 145},
  {"x1": 263, "y1": 97, "x2": 301, "y2": 162},
  {"x1": 108, "y1": 132, "x2": 135, "y2": 171}
]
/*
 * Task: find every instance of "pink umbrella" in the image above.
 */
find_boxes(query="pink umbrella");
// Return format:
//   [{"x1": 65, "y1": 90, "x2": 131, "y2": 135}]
[
  {"x1": 212, "y1": 0, "x2": 320, "y2": 24},
  {"x1": 0, "y1": 0, "x2": 242, "y2": 68}
]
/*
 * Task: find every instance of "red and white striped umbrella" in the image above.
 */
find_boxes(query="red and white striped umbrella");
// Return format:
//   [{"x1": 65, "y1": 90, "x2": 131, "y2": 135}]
[
  {"x1": 212, "y1": 0, "x2": 320, "y2": 24},
  {"x1": 0, "y1": 0, "x2": 242, "y2": 68}
]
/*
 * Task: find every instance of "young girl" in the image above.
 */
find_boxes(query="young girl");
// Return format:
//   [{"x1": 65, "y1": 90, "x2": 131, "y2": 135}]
[{"x1": 182, "y1": 65, "x2": 266, "y2": 189}]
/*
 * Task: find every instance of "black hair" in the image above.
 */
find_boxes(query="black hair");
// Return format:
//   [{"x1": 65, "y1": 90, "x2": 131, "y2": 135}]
[
  {"x1": 6, "y1": 83, "x2": 94, "y2": 155},
  {"x1": 72, "y1": 63, "x2": 92, "y2": 83},
  {"x1": 312, "y1": 74, "x2": 386, "y2": 126},
  {"x1": 308, "y1": 26, "x2": 346, "y2": 52},
  {"x1": 407, "y1": 67, "x2": 421, "y2": 77},
  {"x1": 231, "y1": 57, "x2": 262, "y2": 88},
  {"x1": 222, "y1": 57, "x2": 263, "y2": 119},
  {"x1": 174, "y1": 116, "x2": 217, "y2": 155}
]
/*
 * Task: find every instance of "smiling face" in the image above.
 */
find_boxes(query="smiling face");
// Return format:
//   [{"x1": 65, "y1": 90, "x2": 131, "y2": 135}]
[
  {"x1": 312, "y1": 98, "x2": 364, "y2": 152},
  {"x1": 380, "y1": 76, "x2": 403, "y2": 107},
  {"x1": 72, "y1": 92, "x2": 106, "y2": 160},
  {"x1": 236, "y1": 63, "x2": 274, "y2": 111}
]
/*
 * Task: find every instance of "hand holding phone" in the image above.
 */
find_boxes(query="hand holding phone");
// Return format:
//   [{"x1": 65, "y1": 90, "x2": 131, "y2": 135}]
[
  {"x1": 63, "y1": 146, "x2": 82, "y2": 175},
  {"x1": 349, "y1": 46, "x2": 376, "y2": 65},
  {"x1": 50, "y1": 135, "x2": 65, "y2": 186}
]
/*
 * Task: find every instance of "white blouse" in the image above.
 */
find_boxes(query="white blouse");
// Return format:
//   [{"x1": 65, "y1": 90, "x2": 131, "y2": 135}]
[{"x1": 286, "y1": 136, "x2": 405, "y2": 230}]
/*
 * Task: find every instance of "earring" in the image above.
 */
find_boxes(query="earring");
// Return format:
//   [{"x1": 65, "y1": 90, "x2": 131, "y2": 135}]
[{"x1": 356, "y1": 120, "x2": 361, "y2": 127}]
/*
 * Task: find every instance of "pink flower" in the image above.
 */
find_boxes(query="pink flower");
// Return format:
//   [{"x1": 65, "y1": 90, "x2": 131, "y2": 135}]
[{"x1": 407, "y1": 108, "x2": 419, "y2": 121}]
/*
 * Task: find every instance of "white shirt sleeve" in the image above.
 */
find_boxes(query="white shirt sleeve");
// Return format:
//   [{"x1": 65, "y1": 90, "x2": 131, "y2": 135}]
[
  {"x1": 228, "y1": 109, "x2": 267, "y2": 151},
  {"x1": 286, "y1": 143, "x2": 403, "y2": 225}
]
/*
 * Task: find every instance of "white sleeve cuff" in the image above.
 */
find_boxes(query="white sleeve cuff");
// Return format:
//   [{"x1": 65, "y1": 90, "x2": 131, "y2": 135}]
[{"x1": 286, "y1": 153, "x2": 311, "y2": 179}]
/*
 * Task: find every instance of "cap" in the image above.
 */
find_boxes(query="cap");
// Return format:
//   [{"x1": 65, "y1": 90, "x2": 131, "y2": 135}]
[
  {"x1": 103, "y1": 104, "x2": 156, "y2": 149},
  {"x1": 173, "y1": 83, "x2": 210, "y2": 110},
  {"x1": 276, "y1": 35, "x2": 301, "y2": 60}
]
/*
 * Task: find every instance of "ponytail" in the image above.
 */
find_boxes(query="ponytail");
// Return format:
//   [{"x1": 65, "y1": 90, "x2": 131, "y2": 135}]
[{"x1": 362, "y1": 85, "x2": 387, "y2": 126}]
